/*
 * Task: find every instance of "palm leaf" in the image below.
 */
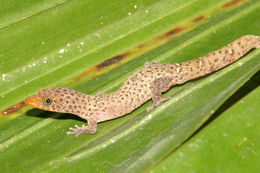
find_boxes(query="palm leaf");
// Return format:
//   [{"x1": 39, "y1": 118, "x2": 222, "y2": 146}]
[{"x1": 0, "y1": 0, "x2": 259, "y2": 172}]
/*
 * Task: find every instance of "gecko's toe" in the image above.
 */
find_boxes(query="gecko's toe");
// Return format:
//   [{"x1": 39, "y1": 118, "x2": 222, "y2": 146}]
[
  {"x1": 66, "y1": 125, "x2": 83, "y2": 137},
  {"x1": 66, "y1": 124, "x2": 97, "y2": 137}
]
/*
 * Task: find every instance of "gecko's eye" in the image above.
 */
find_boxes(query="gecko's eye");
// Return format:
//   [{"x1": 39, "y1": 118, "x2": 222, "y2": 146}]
[
  {"x1": 46, "y1": 98, "x2": 51, "y2": 104},
  {"x1": 42, "y1": 97, "x2": 52, "y2": 106}
]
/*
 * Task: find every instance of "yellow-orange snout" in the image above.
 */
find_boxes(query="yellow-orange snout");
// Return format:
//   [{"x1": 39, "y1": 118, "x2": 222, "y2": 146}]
[{"x1": 24, "y1": 94, "x2": 42, "y2": 109}]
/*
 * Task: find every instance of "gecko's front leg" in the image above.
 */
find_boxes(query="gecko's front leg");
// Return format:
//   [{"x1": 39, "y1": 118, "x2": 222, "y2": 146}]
[
  {"x1": 147, "y1": 77, "x2": 175, "y2": 112},
  {"x1": 67, "y1": 117, "x2": 97, "y2": 137}
]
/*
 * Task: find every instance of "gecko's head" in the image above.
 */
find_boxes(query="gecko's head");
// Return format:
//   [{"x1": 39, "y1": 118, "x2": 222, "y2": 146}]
[{"x1": 25, "y1": 88, "x2": 84, "y2": 114}]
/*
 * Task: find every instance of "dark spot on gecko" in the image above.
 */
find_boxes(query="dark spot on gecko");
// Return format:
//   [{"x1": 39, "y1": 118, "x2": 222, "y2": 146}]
[
  {"x1": 96, "y1": 53, "x2": 130, "y2": 69},
  {"x1": 222, "y1": 0, "x2": 241, "y2": 8},
  {"x1": 210, "y1": 66, "x2": 217, "y2": 71},
  {"x1": 60, "y1": 98, "x2": 63, "y2": 102},
  {"x1": 0, "y1": 101, "x2": 26, "y2": 116},
  {"x1": 192, "y1": 16, "x2": 205, "y2": 23},
  {"x1": 225, "y1": 50, "x2": 229, "y2": 54}
]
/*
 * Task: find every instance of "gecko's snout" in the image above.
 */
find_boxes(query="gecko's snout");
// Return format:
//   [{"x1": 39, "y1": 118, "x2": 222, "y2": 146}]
[
  {"x1": 25, "y1": 94, "x2": 42, "y2": 108},
  {"x1": 24, "y1": 96, "x2": 32, "y2": 105}
]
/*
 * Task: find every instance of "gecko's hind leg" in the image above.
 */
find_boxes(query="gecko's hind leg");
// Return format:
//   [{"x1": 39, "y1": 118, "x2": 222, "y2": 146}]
[
  {"x1": 147, "y1": 77, "x2": 174, "y2": 112},
  {"x1": 67, "y1": 117, "x2": 97, "y2": 137}
]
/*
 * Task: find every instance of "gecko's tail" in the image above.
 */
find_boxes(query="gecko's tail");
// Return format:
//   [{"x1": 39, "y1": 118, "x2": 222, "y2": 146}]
[{"x1": 177, "y1": 35, "x2": 260, "y2": 83}]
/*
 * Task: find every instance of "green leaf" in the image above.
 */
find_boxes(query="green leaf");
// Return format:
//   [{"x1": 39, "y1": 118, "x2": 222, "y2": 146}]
[{"x1": 0, "y1": 0, "x2": 259, "y2": 172}]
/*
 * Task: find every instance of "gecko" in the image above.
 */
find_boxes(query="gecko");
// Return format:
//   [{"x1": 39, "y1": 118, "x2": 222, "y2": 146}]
[{"x1": 25, "y1": 35, "x2": 260, "y2": 137}]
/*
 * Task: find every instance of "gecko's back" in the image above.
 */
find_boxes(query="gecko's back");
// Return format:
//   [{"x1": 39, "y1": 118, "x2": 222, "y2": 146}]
[{"x1": 112, "y1": 35, "x2": 260, "y2": 113}]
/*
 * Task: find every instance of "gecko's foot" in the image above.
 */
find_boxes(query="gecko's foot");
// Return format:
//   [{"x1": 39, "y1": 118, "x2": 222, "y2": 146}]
[
  {"x1": 146, "y1": 96, "x2": 171, "y2": 112},
  {"x1": 66, "y1": 124, "x2": 97, "y2": 137}
]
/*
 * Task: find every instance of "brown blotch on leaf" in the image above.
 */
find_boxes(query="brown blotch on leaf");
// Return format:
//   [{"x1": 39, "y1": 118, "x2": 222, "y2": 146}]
[
  {"x1": 96, "y1": 53, "x2": 130, "y2": 69},
  {"x1": 73, "y1": 67, "x2": 98, "y2": 81},
  {"x1": 0, "y1": 101, "x2": 26, "y2": 116},
  {"x1": 165, "y1": 27, "x2": 183, "y2": 37},
  {"x1": 222, "y1": 0, "x2": 240, "y2": 8},
  {"x1": 192, "y1": 16, "x2": 205, "y2": 23},
  {"x1": 138, "y1": 44, "x2": 145, "y2": 49}
]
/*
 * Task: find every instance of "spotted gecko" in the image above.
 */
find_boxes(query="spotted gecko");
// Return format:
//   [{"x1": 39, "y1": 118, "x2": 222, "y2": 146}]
[{"x1": 25, "y1": 35, "x2": 260, "y2": 137}]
